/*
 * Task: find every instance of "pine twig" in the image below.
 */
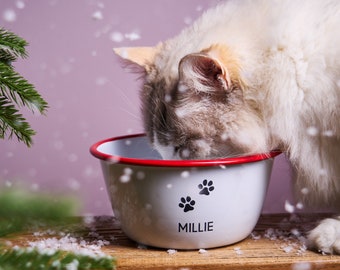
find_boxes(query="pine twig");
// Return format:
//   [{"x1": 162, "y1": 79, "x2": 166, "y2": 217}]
[
  {"x1": 0, "y1": 62, "x2": 48, "y2": 113},
  {"x1": 0, "y1": 247, "x2": 116, "y2": 270},
  {"x1": 0, "y1": 28, "x2": 48, "y2": 147},
  {"x1": 0, "y1": 189, "x2": 77, "y2": 237},
  {"x1": 0, "y1": 28, "x2": 28, "y2": 62},
  {"x1": 0, "y1": 96, "x2": 36, "y2": 147},
  {"x1": 0, "y1": 189, "x2": 116, "y2": 269}
]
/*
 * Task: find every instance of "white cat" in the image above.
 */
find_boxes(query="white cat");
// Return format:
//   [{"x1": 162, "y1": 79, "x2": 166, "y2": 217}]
[{"x1": 114, "y1": 0, "x2": 340, "y2": 254}]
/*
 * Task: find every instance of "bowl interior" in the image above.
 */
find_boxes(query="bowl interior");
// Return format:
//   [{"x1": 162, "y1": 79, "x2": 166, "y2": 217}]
[
  {"x1": 97, "y1": 135, "x2": 162, "y2": 159},
  {"x1": 90, "y1": 134, "x2": 281, "y2": 167}
]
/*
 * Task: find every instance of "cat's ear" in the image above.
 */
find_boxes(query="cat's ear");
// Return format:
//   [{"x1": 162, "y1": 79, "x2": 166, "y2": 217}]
[
  {"x1": 113, "y1": 46, "x2": 157, "y2": 71},
  {"x1": 178, "y1": 53, "x2": 231, "y2": 93}
]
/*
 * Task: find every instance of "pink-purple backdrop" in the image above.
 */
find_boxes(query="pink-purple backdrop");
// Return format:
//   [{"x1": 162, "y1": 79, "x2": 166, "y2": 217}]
[{"x1": 0, "y1": 0, "x2": 294, "y2": 215}]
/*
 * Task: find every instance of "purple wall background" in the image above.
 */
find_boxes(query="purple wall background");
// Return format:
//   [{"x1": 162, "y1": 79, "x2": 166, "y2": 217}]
[{"x1": 0, "y1": 0, "x2": 294, "y2": 215}]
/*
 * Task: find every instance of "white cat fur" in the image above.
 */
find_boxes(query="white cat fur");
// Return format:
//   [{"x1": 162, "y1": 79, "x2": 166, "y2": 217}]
[{"x1": 115, "y1": 0, "x2": 340, "y2": 254}]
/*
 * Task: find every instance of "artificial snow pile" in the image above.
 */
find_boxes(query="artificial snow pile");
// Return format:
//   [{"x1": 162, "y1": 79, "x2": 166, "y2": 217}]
[
  {"x1": 167, "y1": 249, "x2": 177, "y2": 255},
  {"x1": 198, "y1": 248, "x2": 207, "y2": 254},
  {"x1": 233, "y1": 247, "x2": 243, "y2": 255},
  {"x1": 250, "y1": 216, "x2": 308, "y2": 256},
  {"x1": 17, "y1": 217, "x2": 115, "y2": 269},
  {"x1": 1, "y1": 224, "x2": 115, "y2": 270},
  {"x1": 28, "y1": 232, "x2": 111, "y2": 258}
]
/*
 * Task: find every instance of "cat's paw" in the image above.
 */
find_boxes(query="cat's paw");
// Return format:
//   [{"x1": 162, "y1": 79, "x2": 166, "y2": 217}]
[{"x1": 307, "y1": 217, "x2": 340, "y2": 254}]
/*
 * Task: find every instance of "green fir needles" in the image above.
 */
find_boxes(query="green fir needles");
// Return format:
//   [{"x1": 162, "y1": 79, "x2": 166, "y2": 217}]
[
  {"x1": 0, "y1": 189, "x2": 116, "y2": 270},
  {"x1": 0, "y1": 248, "x2": 115, "y2": 270},
  {"x1": 0, "y1": 28, "x2": 48, "y2": 147},
  {"x1": 0, "y1": 189, "x2": 77, "y2": 237}
]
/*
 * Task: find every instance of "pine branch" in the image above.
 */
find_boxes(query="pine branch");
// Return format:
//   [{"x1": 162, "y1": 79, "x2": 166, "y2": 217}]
[
  {"x1": 0, "y1": 248, "x2": 116, "y2": 270},
  {"x1": 0, "y1": 189, "x2": 116, "y2": 269},
  {"x1": 0, "y1": 28, "x2": 28, "y2": 63},
  {"x1": 0, "y1": 28, "x2": 48, "y2": 147},
  {"x1": 0, "y1": 189, "x2": 77, "y2": 237},
  {"x1": 0, "y1": 96, "x2": 36, "y2": 147},
  {"x1": 0, "y1": 62, "x2": 48, "y2": 113}
]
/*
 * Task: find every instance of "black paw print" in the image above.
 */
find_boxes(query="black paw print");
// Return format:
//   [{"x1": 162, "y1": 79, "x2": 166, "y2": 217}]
[
  {"x1": 179, "y1": 196, "x2": 195, "y2": 212},
  {"x1": 198, "y1": 179, "x2": 214, "y2": 195}
]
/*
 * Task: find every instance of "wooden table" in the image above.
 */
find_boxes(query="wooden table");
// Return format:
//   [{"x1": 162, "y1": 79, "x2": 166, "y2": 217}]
[{"x1": 6, "y1": 214, "x2": 340, "y2": 269}]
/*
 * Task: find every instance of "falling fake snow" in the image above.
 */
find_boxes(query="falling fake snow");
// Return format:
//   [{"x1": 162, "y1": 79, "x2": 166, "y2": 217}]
[
  {"x1": 178, "y1": 84, "x2": 189, "y2": 93},
  {"x1": 123, "y1": 167, "x2": 133, "y2": 175},
  {"x1": 319, "y1": 168, "x2": 327, "y2": 176},
  {"x1": 284, "y1": 200, "x2": 295, "y2": 213},
  {"x1": 301, "y1": 187, "x2": 309, "y2": 195},
  {"x1": 16, "y1": 1, "x2": 25, "y2": 9},
  {"x1": 181, "y1": 148, "x2": 191, "y2": 158},
  {"x1": 181, "y1": 171, "x2": 190, "y2": 178},
  {"x1": 119, "y1": 174, "x2": 130, "y2": 183},
  {"x1": 3, "y1": 9, "x2": 16, "y2": 22},
  {"x1": 68, "y1": 178, "x2": 80, "y2": 191},
  {"x1": 296, "y1": 202, "x2": 304, "y2": 210},
  {"x1": 322, "y1": 130, "x2": 335, "y2": 137},
  {"x1": 124, "y1": 31, "x2": 141, "y2": 41},
  {"x1": 92, "y1": 10, "x2": 103, "y2": 20},
  {"x1": 120, "y1": 167, "x2": 133, "y2": 183},
  {"x1": 306, "y1": 126, "x2": 318, "y2": 136},
  {"x1": 107, "y1": 156, "x2": 120, "y2": 164},
  {"x1": 110, "y1": 30, "x2": 141, "y2": 42},
  {"x1": 125, "y1": 139, "x2": 132, "y2": 146},
  {"x1": 110, "y1": 31, "x2": 124, "y2": 43},
  {"x1": 166, "y1": 183, "x2": 173, "y2": 189},
  {"x1": 164, "y1": 94, "x2": 172, "y2": 103},
  {"x1": 95, "y1": 76, "x2": 108, "y2": 86}
]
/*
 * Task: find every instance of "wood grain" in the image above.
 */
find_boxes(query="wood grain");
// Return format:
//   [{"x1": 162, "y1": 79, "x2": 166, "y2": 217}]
[{"x1": 5, "y1": 214, "x2": 340, "y2": 269}]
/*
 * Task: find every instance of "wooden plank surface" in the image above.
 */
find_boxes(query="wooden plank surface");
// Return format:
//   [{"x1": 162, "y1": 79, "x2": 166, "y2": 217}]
[{"x1": 5, "y1": 214, "x2": 340, "y2": 269}]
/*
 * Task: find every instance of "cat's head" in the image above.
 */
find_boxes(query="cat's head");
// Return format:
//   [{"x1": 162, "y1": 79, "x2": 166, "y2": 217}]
[{"x1": 114, "y1": 44, "x2": 269, "y2": 159}]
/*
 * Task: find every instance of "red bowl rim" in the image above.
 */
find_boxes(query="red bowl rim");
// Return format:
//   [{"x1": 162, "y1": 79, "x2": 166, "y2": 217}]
[{"x1": 90, "y1": 133, "x2": 282, "y2": 167}]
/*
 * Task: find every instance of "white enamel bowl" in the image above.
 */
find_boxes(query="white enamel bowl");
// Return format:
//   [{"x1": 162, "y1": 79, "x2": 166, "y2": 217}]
[{"x1": 90, "y1": 134, "x2": 281, "y2": 250}]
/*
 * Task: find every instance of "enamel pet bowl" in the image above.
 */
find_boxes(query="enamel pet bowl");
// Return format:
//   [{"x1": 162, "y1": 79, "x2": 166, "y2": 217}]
[{"x1": 90, "y1": 134, "x2": 281, "y2": 250}]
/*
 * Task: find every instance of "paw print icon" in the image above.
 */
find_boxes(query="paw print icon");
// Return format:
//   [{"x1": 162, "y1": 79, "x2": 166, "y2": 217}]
[
  {"x1": 179, "y1": 196, "x2": 195, "y2": 212},
  {"x1": 198, "y1": 179, "x2": 214, "y2": 195}
]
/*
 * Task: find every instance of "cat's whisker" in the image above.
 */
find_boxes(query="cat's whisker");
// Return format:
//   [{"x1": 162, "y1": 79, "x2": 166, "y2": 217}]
[{"x1": 115, "y1": 86, "x2": 142, "y2": 122}]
